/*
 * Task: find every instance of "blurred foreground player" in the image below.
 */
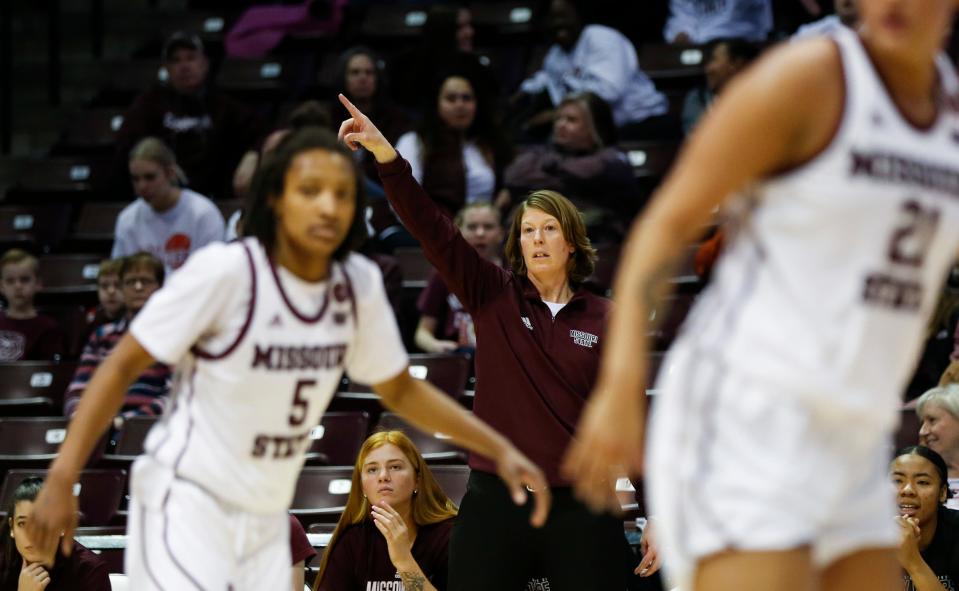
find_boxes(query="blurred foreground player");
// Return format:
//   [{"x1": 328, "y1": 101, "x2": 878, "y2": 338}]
[{"x1": 564, "y1": 1, "x2": 959, "y2": 590}]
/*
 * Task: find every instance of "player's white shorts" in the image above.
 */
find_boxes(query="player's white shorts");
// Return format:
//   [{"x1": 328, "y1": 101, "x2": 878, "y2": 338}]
[
  {"x1": 125, "y1": 456, "x2": 292, "y2": 591},
  {"x1": 647, "y1": 343, "x2": 899, "y2": 589}
]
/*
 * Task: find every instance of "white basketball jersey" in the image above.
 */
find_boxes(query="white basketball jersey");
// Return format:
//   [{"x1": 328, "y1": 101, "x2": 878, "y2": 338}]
[
  {"x1": 678, "y1": 28, "x2": 959, "y2": 428},
  {"x1": 130, "y1": 238, "x2": 408, "y2": 513}
]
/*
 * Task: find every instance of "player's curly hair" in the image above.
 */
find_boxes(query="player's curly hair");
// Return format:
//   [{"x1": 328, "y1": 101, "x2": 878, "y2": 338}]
[
  {"x1": 244, "y1": 126, "x2": 368, "y2": 261},
  {"x1": 314, "y1": 431, "x2": 457, "y2": 590}
]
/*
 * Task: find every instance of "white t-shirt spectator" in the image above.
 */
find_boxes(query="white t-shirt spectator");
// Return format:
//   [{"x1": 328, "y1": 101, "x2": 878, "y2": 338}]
[
  {"x1": 394, "y1": 132, "x2": 496, "y2": 203},
  {"x1": 112, "y1": 188, "x2": 226, "y2": 274},
  {"x1": 521, "y1": 24, "x2": 668, "y2": 127},
  {"x1": 664, "y1": 0, "x2": 772, "y2": 43}
]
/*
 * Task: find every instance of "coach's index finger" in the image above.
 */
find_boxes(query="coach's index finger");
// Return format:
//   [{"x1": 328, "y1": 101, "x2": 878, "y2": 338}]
[{"x1": 338, "y1": 93, "x2": 365, "y2": 120}]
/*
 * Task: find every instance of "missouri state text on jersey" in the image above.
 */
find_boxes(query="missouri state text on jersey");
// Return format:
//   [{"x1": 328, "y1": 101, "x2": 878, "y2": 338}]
[
  {"x1": 251, "y1": 343, "x2": 348, "y2": 371},
  {"x1": 851, "y1": 149, "x2": 959, "y2": 312}
]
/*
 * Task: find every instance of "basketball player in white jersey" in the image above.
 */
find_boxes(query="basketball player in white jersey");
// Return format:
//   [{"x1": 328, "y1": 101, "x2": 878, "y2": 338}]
[
  {"x1": 564, "y1": 0, "x2": 959, "y2": 590},
  {"x1": 24, "y1": 127, "x2": 550, "y2": 591}
]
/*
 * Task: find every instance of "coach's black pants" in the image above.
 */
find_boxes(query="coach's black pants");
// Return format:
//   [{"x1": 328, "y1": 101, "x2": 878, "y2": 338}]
[{"x1": 448, "y1": 470, "x2": 627, "y2": 590}]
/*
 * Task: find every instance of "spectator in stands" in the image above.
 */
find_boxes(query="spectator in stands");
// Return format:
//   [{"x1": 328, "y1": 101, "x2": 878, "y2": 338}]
[
  {"x1": 391, "y1": 4, "x2": 497, "y2": 116},
  {"x1": 917, "y1": 385, "x2": 959, "y2": 509},
  {"x1": 415, "y1": 202, "x2": 504, "y2": 355},
  {"x1": 332, "y1": 47, "x2": 411, "y2": 184},
  {"x1": 903, "y1": 286, "x2": 959, "y2": 400},
  {"x1": 503, "y1": 92, "x2": 640, "y2": 228},
  {"x1": 289, "y1": 515, "x2": 316, "y2": 591},
  {"x1": 314, "y1": 431, "x2": 456, "y2": 591},
  {"x1": 515, "y1": 0, "x2": 675, "y2": 141},
  {"x1": 64, "y1": 253, "x2": 171, "y2": 420},
  {"x1": 395, "y1": 71, "x2": 513, "y2": 218},
  {"x1": 0, "y1": 250, "x2": 63, "y2": 362},
  {"x1": 113, "y1": 137, "x2": 226, "y2": 275},
  {"x1": 233, "y1": 100, "x2": 333, "y2": 206},
  {"x1": 793, "y1": 0, "x2": 858, "y2": 39},
  {"x1": 682, "y1": 38, "x2": 760, "y2": 134},
  {"x1": 890, "y1": 446, "x2": 959, "y2": 590},
  {"x1": 0, "y1": 477, "x2": 110, "y2": 591},
  {"x1": 112, "y1": 31, "x2": 264, "y2": 200},
  {"x1": 665, "y1": 0, "x2": 772, "y2": 43},
  {"x1": 339, "y1": 93, "x2": 634, "y2": 588},
  {"x1": 85, "y1": 259, "x2": 125, "y2": 336}
]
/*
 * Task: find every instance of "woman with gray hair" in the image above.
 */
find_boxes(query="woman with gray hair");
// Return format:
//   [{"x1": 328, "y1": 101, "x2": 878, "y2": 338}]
[
  {"x1": 501, "y1": 92, "x2": 640, "y2": 236},
  {"x1": 917, "y1": 384, "x2": 959, "y2": 509}
]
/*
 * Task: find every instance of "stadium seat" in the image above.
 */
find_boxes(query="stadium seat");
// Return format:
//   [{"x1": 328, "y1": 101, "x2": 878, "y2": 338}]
[
  {"x1": 38, "y1": 254, "x2": 103, "y2": 295},
  {"x1": 374, "y1": 413, "x2": 467, "y2": 464},
  {"x1": 0, "y1": 417, "x2": 69, "y2": 469},
  {"x1": 50, "y1": 108, "x2": 126, "y2": 157},
  {"x1": 305, "y1": 412, "x2": 369, "y2": 466},
  {"x1": 471, "y1": 2, "x2": 539, "y2": 38},
  {"x1": 215, "y1": 58, "x2": 291, "y2": 104},
  {"x1": 0, "y1": 204, "x2": 74, "y2": 253},
  {"x1": 429, "y1": 464, "x2": 470, "y2": 506},
  {"x1": 102, "y1": 416, "x2": 159, "y2": 467},
  {"x1": 345, "y1": 353, "x2": 470, "y2": 399},
  {"x1": 638, "y1": 43, "x2": 707, "y2": 90},
  {"x1": 4, "y1": 157, "x2": 110, "y2": 202},
  {"x1": 0, "y1": 362, "x2": 77, "y2": 416},
  {"x1": 327, "y1": 391, "x2": 386, "y2": 427},
  {"x1": 618, "y1": 141, "x2": 680, "y2": 180},
  {"x1": 394, "y1": 247, "x2": 434, "y2": 290},
  {"x1": 359, "y1": 5, "x2": 426, "y2": 45},
  {"x1": 70, "y1": 202, "x2": 126, "y2": 252},
  {"x1": 89, "y1": 60, "x2": 164, "y2": 107},
  {"x1": 0, "y1": 469, "x2": 126, "y2": 526},
  {"x1": 290, "y1": 467, "x2": 354, "y2": 525}
]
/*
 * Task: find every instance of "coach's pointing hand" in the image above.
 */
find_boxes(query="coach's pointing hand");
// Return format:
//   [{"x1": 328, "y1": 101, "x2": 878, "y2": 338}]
[{"x1": 337, "y1": 94, "x2": 398, "y2": 165}]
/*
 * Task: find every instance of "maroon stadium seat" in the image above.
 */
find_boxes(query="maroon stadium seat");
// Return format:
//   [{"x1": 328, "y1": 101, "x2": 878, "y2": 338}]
[
  {"x1": 0, "y1": 469, "x2": 126, "y2": 526},
  {"x1": 346, "y1": 353, "x2": 470, "y2": 399},
  {"x1": 305, "y1": 412, "x2": 370, "y2": 467},
  {"x1": 102, "y1": 416, "x2": 159, "y2": 466},
  {"x1": 290, "y1": 467, "x2": 354, "y2": 526},
  {"x1": 429, "y1": 464, "x2": 470, "y2": 506},
  {"x1": 51, "y1": 108, "x2": 126, "y2": 156},
  {"x1": 0, "y1": 204, "x2": 74, "y2": 253},
  {"x1": 0, "y1": 362, "x2": 76, "y2": 416},
  {"x1": 394, "y1": 247, "x2": 435, "y2": 289},
  {"x1": 375, "y1": 413, "x2": 467, "y2": 465},
  {"x1": 38, "y1": 254, "x2": 103, "y2": 296},
  {"x1": 71, "y1": 202, "x2": 126, "y2": 252}
]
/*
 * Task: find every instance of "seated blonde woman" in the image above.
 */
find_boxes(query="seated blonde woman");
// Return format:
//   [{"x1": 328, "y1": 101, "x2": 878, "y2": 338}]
[{"x1": 314, "y1": 431, "x2": 456, "y2": 591}]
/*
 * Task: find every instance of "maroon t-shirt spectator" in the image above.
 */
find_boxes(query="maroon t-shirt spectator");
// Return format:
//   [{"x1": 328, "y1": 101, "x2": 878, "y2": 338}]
[
  {"x1": 289, "y1": 515, "x2": 317, "y2": 566},
  {"x1": 317, "y1": 519, "x2": 452, "y2": 591},
  {"x1": 0, "y1": 542, "x2": 110, "y2": 591},
  {"x1": 0, "y1": 312, "x2": 63, "y2": 361},
  {"x1": 417, "y1": 272, "x2": 473, "y2": 346},
  {"x1": 378, "y1": 157, "x2": 611, "y2": 486}
]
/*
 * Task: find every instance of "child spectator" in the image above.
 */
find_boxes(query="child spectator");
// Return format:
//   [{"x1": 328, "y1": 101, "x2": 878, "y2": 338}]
[
  {"x1": 113, "y1": 137, "x2": 226, "y2": 275},
  {"x1": 64, "y1": 253, "x2": 171, "y2": 420},
  {"x1": 415, "y1": 202, "x2": 504, "y2": 355},
  {"x1": 84, "y1": 258, "x2": 125, "y2": 335},
  {"x1": 0, "y1": 249, "x2": 63, "y2": 362}
]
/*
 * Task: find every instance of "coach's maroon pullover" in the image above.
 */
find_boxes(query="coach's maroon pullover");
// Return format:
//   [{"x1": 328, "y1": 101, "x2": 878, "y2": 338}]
[{"x1": 378, "y1": 156, "x2": 610, "y2": 486}]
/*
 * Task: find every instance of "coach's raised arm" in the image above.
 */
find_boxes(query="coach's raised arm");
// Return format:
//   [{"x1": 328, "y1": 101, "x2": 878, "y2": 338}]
[{"x1": 337, "y1": 93, "x2": 648, "y2": 588}]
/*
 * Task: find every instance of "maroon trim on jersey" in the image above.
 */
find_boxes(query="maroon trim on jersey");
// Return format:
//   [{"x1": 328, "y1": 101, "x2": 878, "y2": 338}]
[
  {"x1": 856, "y1": 33, "x2": 943, "y2": 134},
  {"x1": 340, "y1": 262, "x2": 358, "y2": 325},
  {"x1": 139, "y1": 504, "x2": 168, "y2": 591},
  {"x1": 192, "y1": 242, "x2": 258, "y2": 360},
  {"x1": 266, "y1": 255, "x2": 331, "y2": 324}
]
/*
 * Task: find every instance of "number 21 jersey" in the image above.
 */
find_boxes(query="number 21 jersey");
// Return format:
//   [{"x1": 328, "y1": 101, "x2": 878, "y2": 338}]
[{"x1": 682, "y1": 27, "x2": 959, "y2": 428}]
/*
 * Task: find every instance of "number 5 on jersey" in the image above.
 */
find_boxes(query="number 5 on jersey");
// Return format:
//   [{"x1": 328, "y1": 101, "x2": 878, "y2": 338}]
[{"x1": 289, "y1": 379, "x2": 316, "y2": 426}]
